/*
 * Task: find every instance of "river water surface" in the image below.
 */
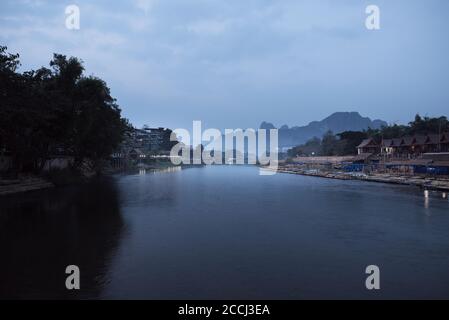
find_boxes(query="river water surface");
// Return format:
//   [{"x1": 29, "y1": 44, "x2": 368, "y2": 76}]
[{"x1": 1, "y1": 166, "x2": 449, "y2": 299}]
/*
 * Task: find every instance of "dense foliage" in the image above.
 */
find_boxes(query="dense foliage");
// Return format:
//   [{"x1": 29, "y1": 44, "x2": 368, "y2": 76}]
[{"x1": 0, "y1": 46, "x2": 130, "y2": 174}]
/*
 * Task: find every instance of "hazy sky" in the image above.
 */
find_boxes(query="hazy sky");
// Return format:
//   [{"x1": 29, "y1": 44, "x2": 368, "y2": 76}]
[{"x1": 1, "y1": 0, "x2": 448, "y2": 130}]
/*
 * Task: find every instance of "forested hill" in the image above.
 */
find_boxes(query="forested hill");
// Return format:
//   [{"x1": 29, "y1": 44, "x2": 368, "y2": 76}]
[{"x1": 260, "y1": 112, "x2": 387, "y2": 148}]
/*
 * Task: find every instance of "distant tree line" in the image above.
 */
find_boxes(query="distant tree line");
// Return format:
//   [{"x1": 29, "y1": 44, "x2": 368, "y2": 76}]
[
  {"x1": 288, "y1": 114, "x2": 449, "y2": 157},
  {"x1": 0, "y1": 46, "x2": 130, "y2": 175}
]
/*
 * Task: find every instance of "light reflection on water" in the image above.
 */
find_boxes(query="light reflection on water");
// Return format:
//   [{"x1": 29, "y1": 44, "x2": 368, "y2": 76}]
[
  {"x1": 138, "y1": 166, "x2": 182, "y2": 176},
  {"x1": 1, "y1": 166, "x2": 449, "y2": 299}
]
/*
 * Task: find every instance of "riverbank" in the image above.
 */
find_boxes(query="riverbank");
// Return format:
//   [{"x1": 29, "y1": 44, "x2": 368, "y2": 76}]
[
  {"x1": 271, "y1": 166, "x2": 449, "y2": 192},
  {"x1": 0, "y1": 177, "x2": 54, "y2": 196},
  {"x1": 0, "y1": 161, "x2": 182, "y2": 196}
]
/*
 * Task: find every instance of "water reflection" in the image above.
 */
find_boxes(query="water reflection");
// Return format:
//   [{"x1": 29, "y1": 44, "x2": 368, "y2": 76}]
[
  {"x1": 2, "y1": 166, "x2": 449, "y2": 299},
  {"x1": 138, "y1": 166, "x2": 181, "y2": 176},
  {"x1": 0, "y1": 178, "x2": 126, "y2": 299}
]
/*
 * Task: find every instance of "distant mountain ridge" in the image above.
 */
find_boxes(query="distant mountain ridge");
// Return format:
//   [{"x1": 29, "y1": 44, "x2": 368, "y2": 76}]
[{"x1": 260, "y1": 112, "x2": 387, "y2": 148}]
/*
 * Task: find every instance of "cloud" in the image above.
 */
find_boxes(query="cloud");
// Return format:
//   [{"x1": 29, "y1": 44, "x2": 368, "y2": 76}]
[
  {"x1": 1, "y1": 0, "x2": 449, "y2": 128},
  {"x1": 18, "y1": 0, "x2": 46, "y2": 7},
  {"x1": 135, "y1": 0, "x2": 156, "y2": 15},
  {"x1": 186, "y1": 19, "x2": 230, "y2": 36}
]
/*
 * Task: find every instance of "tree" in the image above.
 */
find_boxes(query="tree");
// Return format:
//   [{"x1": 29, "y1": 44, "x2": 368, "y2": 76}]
[
  {"x1": 287, "y1": 137, "x2": 321, "y2": 157},
  {"x1": 0, "y1": 46, "x2": 130, "y2": 176},
  {"x1": 321, "y1": 131, "x2": 338, "y2": 156},
  {"x1": 337, "y1": 131, "x2": 368, "y2": 155},
  {"x1": 161, "y1": 129, "x2": 179, "y2": 151},
  {"x1": 70, "y1": 76, "x2": 130, "y2": 172},
  {"x1": 408, "y1": 114, "x2": 449, "y2": 135}
]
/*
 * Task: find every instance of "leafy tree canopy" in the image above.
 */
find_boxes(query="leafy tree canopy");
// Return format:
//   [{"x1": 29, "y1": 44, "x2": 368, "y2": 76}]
[{"x1": 0, "y1": 46, "x2": 130, "y2": 175}]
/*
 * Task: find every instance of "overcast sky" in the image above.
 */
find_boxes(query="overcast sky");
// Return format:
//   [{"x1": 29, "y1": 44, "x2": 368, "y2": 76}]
[{"x1": 1, "y1": 0, "x2": 448, "y2": 130}]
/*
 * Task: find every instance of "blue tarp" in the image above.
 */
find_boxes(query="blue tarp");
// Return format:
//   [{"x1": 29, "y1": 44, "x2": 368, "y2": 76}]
[
  {"x1": 343, "y1": 163, "x2": 449, "y2": 175},
  {"x1": 342, "y1": 164, "x2": 365, "y2": 172},
  {"x1": 414, "y1": 165, "x2": 449, "y2": 175}
]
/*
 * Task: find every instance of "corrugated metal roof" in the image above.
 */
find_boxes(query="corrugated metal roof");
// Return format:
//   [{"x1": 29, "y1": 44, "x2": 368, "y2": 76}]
[
  {"x1": 357, "y1": 138, "x2": 377, "y2": 148},
  {"x1": 425, "y1": 134, "x2": 440, "y2": 145},
  {"x1": 381, "y1": 139, "x2": 392, "y2": 147},
  {"x1": 401, "y1": 137, "x2": 414, "y2": 146},
  {"x1": 392, "y1": 138, "x2": 403, "y2": 146},
  {"x1": 413, "y1": 135, "x2": 427, "y2": 145}
]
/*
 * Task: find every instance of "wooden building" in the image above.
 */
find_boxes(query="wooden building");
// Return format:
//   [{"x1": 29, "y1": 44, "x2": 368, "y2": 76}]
[
  {"x1": 357, "y1": 138, "x2": 379, "y2": 155},
  {"x1": 368, "y1": 133, "x2": 449, "y2": 158}
]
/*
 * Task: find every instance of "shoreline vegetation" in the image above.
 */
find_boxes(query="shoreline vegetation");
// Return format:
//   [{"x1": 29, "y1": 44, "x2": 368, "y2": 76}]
[
  {"x1": 1, "y1": 46, "x2": 130, "y2": 185},
  {"x1": 0, "y1": 46, "x2": 179, "y2": 195},
  {"x1": 0, "y1": 46, "x2": 188, "y2": 195}
]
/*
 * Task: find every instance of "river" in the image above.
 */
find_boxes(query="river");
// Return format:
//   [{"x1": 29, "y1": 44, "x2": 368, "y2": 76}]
[{"x1": 1, "y1": 166, "x2": 449, "y2": 299}]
